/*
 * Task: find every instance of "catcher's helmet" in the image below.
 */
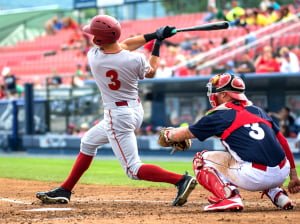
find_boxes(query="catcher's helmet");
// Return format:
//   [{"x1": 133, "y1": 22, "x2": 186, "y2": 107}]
[
  {"x1": 206, "y1": 73, "x2": 248, "y2": 107},
  {"x1": 83, "y1": 15, "x2": 121, "y2": 45}
]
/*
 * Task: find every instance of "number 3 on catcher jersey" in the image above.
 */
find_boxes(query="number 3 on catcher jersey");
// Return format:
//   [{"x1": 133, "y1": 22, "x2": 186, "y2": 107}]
[
  {"x1": 106, "y1": 70, "x2": 121, "y2": 90},
  {"x1": 244, "y1": 123, "x2": 265, "y2": 140}
]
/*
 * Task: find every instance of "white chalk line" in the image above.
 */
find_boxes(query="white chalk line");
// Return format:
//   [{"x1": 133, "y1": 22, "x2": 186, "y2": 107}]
[
  {"x1": 0, "y1": 197, "x2": 31, "y2": 205},
  {"x1": 22, "y1": 207, "x2": 73, "y2": 212}
]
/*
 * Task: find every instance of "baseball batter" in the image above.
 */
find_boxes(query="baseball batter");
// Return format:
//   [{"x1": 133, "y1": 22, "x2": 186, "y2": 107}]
[
  {"x1": 159, "y1": 73, "x2": 300, "y2": 211},
  {"x1": 36, "y1": 15, "x2": 197, "y2": 206}
]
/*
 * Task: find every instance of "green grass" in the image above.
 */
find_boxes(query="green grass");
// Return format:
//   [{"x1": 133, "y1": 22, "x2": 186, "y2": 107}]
[
  {"x1": 0, "y1": 157, "x2": 194, "y2": 187},
  {"x1": 0, "y1": 157, "x2": 299, "y2": 188}
]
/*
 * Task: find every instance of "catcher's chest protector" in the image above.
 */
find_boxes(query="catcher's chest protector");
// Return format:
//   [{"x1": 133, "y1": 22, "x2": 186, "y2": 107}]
[{"x1": 221, "y1": 102, "x2": 272, "y2": 140}]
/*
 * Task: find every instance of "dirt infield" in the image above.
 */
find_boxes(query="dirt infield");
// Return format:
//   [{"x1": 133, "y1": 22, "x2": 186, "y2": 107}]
[{"x1": 0, "y1": 178, "x2": 300, "y2": 224}]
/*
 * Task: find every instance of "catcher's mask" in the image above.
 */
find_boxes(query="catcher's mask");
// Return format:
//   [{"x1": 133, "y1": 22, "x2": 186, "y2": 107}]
[
  {"x1": 206, "y1": 73, "x2": 248, "y2": 108},
  {"x1": 83, "y1": 15, "x2": 121, "y2": 45}
]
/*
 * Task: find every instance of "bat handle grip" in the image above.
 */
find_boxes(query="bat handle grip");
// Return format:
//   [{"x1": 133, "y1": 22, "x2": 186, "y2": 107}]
[{"x1": 171, "y1": 29, "x2": 177, "y2": 34}]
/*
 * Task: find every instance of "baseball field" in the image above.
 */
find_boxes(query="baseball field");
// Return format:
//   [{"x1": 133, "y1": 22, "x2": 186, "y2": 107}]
[{"x1": 0, "y1": 156, "x2": 300, "y2": 224}]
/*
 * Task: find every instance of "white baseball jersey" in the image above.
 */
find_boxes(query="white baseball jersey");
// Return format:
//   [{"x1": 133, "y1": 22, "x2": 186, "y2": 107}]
[
  {"x1": 80, "y1": 46, "x2": 151, "y2": 179},
  {"x1": 87, "y1": 47, "x2": 150, "y2": 103}
]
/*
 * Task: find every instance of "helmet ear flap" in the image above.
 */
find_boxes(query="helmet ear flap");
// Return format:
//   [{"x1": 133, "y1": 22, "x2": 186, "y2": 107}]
[{"x1": 209, "y1": 93, "x2": 218, "y2": 108}]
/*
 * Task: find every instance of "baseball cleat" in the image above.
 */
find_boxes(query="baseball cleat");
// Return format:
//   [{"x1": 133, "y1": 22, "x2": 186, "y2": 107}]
[
  {"x1": 263, "y1": 189, "x2": 294, "y2": 210},
  {"x1": 208, "y1": 189, "x2": 240, "y2": 204},
  {"x1": 172, "y1": 172, "x2": 197, "y2": 206},
  {"x1": 207, "y1": 195, "x2": 222, "y2": 204},
  {"x1": 36, "y1": 187, "x2": 71, "y2": 204},
  {"x1": 204, "y1": 195, "x2": 244, "y2": 212}
]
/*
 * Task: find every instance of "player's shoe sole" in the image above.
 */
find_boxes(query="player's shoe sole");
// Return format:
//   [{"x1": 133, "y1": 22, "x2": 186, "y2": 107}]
[
  {"x1": 36, "y1": 187, "x2": 71, "y2": 204},
  {"x1": 204, "y1": 196, "x2": 244, "y2": 212},
  {"x1": 36, "y1": 193, "x2": 70, "y2": 204}
]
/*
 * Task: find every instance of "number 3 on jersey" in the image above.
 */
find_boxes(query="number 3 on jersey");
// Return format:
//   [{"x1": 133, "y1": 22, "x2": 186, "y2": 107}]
[
  {"x1": 244, "y1": 123, "x2": 265, "y2": 140},
  {"x1": 106, "y1": 70, "x2": 121, "y2": 90}
]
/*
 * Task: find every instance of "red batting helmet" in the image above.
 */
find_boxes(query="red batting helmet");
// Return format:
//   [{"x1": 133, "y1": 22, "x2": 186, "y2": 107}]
[
  {"x1": 206, "y1": 73, "x2": 248, "y2": 107},
  {"x1": 83, "y1": 15, "x2": 121, "y2": 45}
]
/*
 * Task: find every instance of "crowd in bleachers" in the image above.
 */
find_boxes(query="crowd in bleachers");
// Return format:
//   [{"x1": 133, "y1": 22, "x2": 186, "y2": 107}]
[{"x1": 1, "y1": 1, "x2": 299, "y2": 88}]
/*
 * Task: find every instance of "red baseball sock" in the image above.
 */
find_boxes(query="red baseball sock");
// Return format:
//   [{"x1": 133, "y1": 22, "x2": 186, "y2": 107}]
[
  {"x1": 137, "y1": 164, "x2": 183, "y2": 185},
  {"x1": 61, "y1": 152, "x2": 93, "y2": 191}
]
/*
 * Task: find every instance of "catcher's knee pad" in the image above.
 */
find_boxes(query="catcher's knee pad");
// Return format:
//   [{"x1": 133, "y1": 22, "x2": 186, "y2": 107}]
[
  {"x1": 197, "y1": 166, "x2": 233, "y2": 200},
  {"x1": 193, "y1": 150, "x2": 208, "y2": 176},
  {"x1": 80, "y1": 141, "x2": 98, "y2": 156}
]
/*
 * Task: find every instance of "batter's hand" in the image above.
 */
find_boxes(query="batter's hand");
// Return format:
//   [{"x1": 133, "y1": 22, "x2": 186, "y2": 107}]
[{"x1": 155, "y1": 26, "x2": 176, "y2": 40}]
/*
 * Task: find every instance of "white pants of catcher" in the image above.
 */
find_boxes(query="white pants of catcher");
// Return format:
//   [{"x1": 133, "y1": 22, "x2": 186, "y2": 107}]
[{"x1": 202, "y1": 151, "x2": 290, "y2": 191}]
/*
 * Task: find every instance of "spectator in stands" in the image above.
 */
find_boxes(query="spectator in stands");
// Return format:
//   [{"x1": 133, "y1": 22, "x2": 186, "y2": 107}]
[
  {"x1": 66, "y1": 123, "x2": 76, "y2": 135},
  {"x1": 1, "y1": 67, "x2": 17, "y2": 98},
  {"x1": 62, "y1": 29, "x2": 85, "y2": 51},
  {"x1": 279, "y1": 47, "x2": 300, "y2": 73},
  {"x1": 277, "y1": 6, "x2": 295, "y2": 22},
  {"x1": 263, "y1": 7, "x2": 278, "y2": 25},
  {"x1": 0, "y1": 84, "x2": 6, "y2": 99},
  {"x1": 190, "y1": 41, "x2": 202, "y2": 56},
  {"x1": 180, "y1": 33, "x2": 194, "y2": 51},
  {"x1": 251, "y1": 9, "x2": 269, "y2": 26},
  {"x1": 45, "y1": 16, "x2": 63, "y2": 35},
  {"x1": 269, "y1": 106, "x2": 296, "y2": 134},
  {"x1": 77, "y1": 122, "x2": 89, "y2": 138},
  {"x1": 72, "y1": 64, "x2": 86, "y2": 87},
  {"x1": 260, "y1": 0, "x2": 272, "y2": 12},
  {"x1": 145, "y1": 125, "x2": 154, "y2": 135},
  {"x1": 155, "y1": 59, "x2": 173, "y2": 78},
  {"x1": 203, "y1": 5, "x2": 218, "y2": 22},
  {"x1": 254, "y1": 45, "x2": 280, "y2": 73},
  {"x1": 225, "y1": 0, "x2": 245, "y2": 26},
  {"x1": 244, "y1": 27, "x2": 257, "y2": 45},
  {"x1": 48, "y1": 69, "x2": 62, "y2": 87},
  {"x1": 211, "y1": 61, "x2": 227, "y2": 74},
  {"x1": 62, "y1": 17, "x2": 79, "y2": 30},
  {"x1": 270, "y1": 0, "x2": 281, "y2": 11},
  {"x1": 280, "y1": 123, "x2": 297, "y2": 138},
  {"x1": 234, "y1": 52, "x2": 256, "y2": 74}
]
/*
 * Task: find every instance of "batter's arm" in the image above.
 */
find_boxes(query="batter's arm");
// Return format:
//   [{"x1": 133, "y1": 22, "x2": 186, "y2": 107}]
[
  {"x1": 120, "y1": 35, "x2": 147, "y2": 51},
  {"x1": 145, "y1": 39, "x2": 162, "y2": 78},
  {"x1": 145, "y1": 55, "x2": 159, "y2": 78}
]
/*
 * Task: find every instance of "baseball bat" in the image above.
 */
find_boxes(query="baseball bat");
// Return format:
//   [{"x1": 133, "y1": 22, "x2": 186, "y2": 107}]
[{"x1": 171, "y1": 21, "x2": 229, "y2": 34}]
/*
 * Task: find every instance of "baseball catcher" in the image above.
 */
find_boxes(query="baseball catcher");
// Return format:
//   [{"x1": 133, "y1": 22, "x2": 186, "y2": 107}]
[{"x1": 158, "y1": 73, "x2": 300, "y2": 211}]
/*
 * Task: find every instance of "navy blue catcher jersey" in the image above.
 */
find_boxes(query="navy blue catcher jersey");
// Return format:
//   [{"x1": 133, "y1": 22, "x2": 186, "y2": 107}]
[{"x1": 189, "y1": 104, "x2": 285, "y2": 166}]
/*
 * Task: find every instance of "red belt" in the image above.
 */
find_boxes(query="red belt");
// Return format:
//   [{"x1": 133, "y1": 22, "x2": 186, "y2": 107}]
[
  {"x1": 252, "y1": 158, "x2": 286, "y2": 171},
  {"x1": 115, "y1": 99, "x2": 140, "y2": 107},
  {"x1": 115, "y1": 101, "x2": 128, "y2": 106}
]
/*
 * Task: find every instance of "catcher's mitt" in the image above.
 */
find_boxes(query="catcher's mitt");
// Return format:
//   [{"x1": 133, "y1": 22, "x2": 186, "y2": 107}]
[{"x1": 158, "y1": 127, "x2": 192, "y2": 154}]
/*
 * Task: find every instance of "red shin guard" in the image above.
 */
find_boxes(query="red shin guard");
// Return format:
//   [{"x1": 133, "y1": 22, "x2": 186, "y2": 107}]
[{"x1": 196, "y1": 167, "x2": 232, "y2": 200}]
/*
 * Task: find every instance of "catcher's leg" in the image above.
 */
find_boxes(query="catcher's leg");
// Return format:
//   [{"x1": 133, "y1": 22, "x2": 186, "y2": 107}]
[{"x1": 193, "y1": 151, "x2": 243, "y2": 211}]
